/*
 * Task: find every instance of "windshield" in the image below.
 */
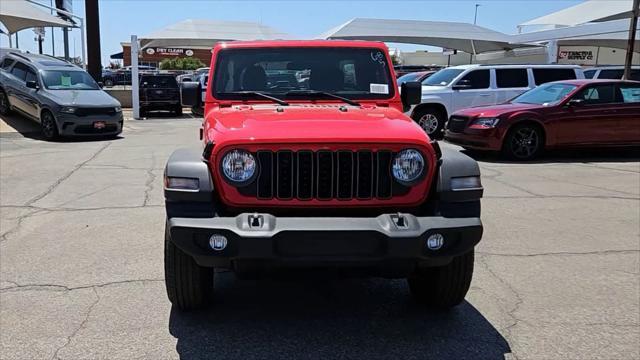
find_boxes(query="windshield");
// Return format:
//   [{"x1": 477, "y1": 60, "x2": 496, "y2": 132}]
[
  {"x1": 423, "y1": 68, "x2": 464, "y2": 86},
  {"x1": 41, "y1": 70, "x2": 100, "y2": 90},
  {"x1": 213, "y1": 47, "x2": 394, "y2": 100},
  {"x1": 397, "y1": 72, "x2": 422, "y2": 85},
  {"x1": 512, "y1": 83, "x2": 577, "y2": 105}
]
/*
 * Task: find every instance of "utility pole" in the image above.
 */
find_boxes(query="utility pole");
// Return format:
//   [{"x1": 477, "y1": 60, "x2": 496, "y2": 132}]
[
  {"x1": 623, "y1": 0, "x2": 639, "y2": 80},
  {"x1": 85, "y1": 0, "x2": 102, "y2": 81},
  {"x1": 470, "y1": 4, "x2": 480, "y2": 64}
]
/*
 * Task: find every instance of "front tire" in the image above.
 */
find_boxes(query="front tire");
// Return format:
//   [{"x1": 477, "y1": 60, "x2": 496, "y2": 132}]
[
  {"x1": 174, "y1": 104, "x2": 183, "y2": 116},
  {"x1": 104, "y1": 79, "x2": 114, "y2": 87},
  {"x1": 502, "y1": 123, "x2": 544, "y2": 161},
  {"x1": 164, "y1": 224, "x2": 213, "y2": 311},
  {"x1": 407, "y1": 250, "x2": 474, "y2": 308},
  {"x1": 40, "y1": 110, "x2": 59, "y2": 141},
  {"x1": 0, "y1": 89, "x2": 11, "y2": 116},
  {"x1": 412, "y1": 107, "x2": 445, "y2": 138}
]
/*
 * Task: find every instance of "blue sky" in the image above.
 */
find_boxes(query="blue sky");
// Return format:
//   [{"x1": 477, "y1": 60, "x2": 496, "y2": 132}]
[{"x1": 1, "y1": 0, "x2": 583, "y2": 65}]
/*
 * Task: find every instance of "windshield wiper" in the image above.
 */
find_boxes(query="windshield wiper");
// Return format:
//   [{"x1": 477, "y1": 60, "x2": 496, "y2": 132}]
[
  {"x1": 284, "y1": 90, "x2": 361, "y2": 107},
  {"x1": 226, "y1": 91, "x2": 289, "y2": 106}
]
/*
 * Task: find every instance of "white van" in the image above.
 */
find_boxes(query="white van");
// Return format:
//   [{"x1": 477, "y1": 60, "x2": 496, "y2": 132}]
[{"x1": 408, "y1": 64, "x2": 584, "y2": 136}]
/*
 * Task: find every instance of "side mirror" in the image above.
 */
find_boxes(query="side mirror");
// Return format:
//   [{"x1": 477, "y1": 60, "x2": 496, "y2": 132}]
[
  {"x1": 26, "y1": 80, "x2": 38, "y2": 89},
  {"x1": 566, "y1": 98, "x2": 584, "y2": 107},
  {"x1": 180, "y1": 81, "x2": 201, "y2": 107},
  {"x1": 452, "y1": 79, "x2": 471, "y2": 90},
  {"x1": 401, "y1": 81, "x2": 422, "y2": 107}
]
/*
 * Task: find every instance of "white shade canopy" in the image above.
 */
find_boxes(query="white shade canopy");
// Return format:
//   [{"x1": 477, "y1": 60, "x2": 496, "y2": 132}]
[
  {"x1": 0, "y1": 0, "x2": 73, "y2": 34},
  {"x1": 513, "y1": 19, "x2": 640, "y2": 50},
  {"x1": 519, "y1": 0, "x2": 634, "y2": 27},
  {"x1": 139, "y1": 19, "x2": 291, "y2": 49},
  {"x1": 319, "y1": 18, "x2": 531, "y2": 54}
]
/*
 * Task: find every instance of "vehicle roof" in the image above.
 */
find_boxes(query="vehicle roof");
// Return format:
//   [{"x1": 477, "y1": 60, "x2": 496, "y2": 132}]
[
  {"x1": 447, "y1": 63, "x2": 582, "y2": 70},
  {"x1": 584, "y1": 65, "x2": 640, "y2": 70},
  {"x1": 216, "y1": 39, "x2": 389, "y2": 50},
  {"x1": 5, "y1": 51, "x2": 79, "y2": 71},
  {"x1": 553, "y1": 79, "x2": 639, "y2": 86}
]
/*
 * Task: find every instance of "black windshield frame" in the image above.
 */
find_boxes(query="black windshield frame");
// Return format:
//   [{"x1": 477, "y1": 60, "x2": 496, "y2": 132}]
[{"x1": 212, "y1": 47, "x2": 396, "y2": 101}]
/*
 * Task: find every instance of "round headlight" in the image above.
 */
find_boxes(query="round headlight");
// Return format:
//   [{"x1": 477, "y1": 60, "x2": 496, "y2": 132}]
[
  {"x1": 221, "y1": 150, "x2": 257, "y2": 183},
  {"x1": 392, "y1": 149, "x2": 425, "y2": 183}
]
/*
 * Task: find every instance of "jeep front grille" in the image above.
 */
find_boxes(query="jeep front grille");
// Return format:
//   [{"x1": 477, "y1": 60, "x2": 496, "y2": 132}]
[{"x1": 249, "y1": 150, "x2": 402, "y2": 201}]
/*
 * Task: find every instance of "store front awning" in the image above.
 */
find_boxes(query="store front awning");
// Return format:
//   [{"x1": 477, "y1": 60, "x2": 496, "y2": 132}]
[
  {"x1": 0, "y1": 0, "x2": 74, "y2": 34},
  {"x1": 319, "y1": 18, "x2": 532, "y2": 54},
  {"x1": 139, "y1": 19, "x2": 291, "y2": 49},
  {"x1": 110, "y1": 51, "x2": 123, "y2": 59}
]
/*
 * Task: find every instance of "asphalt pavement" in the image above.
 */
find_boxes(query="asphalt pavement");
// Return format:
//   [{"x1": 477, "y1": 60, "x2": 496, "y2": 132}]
[{"x1": 0, "y1": 113, "x2": 638, "y2": 359}]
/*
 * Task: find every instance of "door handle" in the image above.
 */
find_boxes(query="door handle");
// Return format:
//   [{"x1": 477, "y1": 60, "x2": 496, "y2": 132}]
[{"x1": 478, "y1": 94, "x2": 491, "y2": 97}]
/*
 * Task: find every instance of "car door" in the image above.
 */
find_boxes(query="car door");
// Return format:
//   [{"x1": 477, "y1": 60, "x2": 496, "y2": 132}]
[
  {"x1": 21, "y1": 67, "x2": 41, "y2": 119},
  {"x1": 6, "y1": 61, "x2": 30, "y2": 115},
  {"x1": 452, "y1": 69, "x2": 494, "y2": 112},
  {"x1": 615, "y1": 82, "x2": 640, "y2": 143},
  {"x1": 554, "y1": 84, "x2": 619, "y2": 145},
  {"x1": 494, "y1": 68, "x2": 530, "y2": 104}
]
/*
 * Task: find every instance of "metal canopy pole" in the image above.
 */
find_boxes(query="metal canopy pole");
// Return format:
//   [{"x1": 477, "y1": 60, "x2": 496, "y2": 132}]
[
  {"x1": 623, "y1": 0, "x2": 639, "y2": 80},
  {"x1": 131, "y1": 35, "x2": 140, "y2": 120}
]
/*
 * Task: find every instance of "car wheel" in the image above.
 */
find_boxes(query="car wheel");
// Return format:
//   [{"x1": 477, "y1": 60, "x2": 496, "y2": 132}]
[
  {"x1": 104, "y1": 79, "x2": 114, "y2": 87},
  {"x1": 40, "y1": 111, "x2": 59, "y2": 140},
  {"x1": 174, "y1": 105, "x2": 183, "y2": 116},
  {"x1": 503, "y1": 123, "x2": 544, "y2": 161},
  {"x1": 164, "y1": 223, "x2": 213, "y2": 311},
  {"x1": 413, "y1": 108, "x2": 445, "y2": 138},
  {"x1": 0, "y1": 89, "x2": 11, "y2": 115},
  {"x1": 407, "y1": 250, "x2": 474, "y2": 309}
]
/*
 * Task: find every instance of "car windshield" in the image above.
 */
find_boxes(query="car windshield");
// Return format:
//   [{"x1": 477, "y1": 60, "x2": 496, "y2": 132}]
[
  {"x1": 511, "y1": 83, "x2": 577, "y2": 105},
  {"x1": 213, "y1": 47, "x2": 394, "y2": 100},
  {"x1": 41, "y1": 70, "x2": 100, "y2": 90},
  {"x1": 141, "y1": 76, "x2": 178, "y2": 88},
  {"x1": 397, "y1": 72, "x2": 422, "y2": 85},
  {"x1": 423, "y1": 68, "x2": 464, "y2": 86}
]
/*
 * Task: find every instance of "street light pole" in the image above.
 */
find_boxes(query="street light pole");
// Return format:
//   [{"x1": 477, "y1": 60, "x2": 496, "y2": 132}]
[
  {"x1": 623, "y1": 0, "x2": 639, "y2": 80},
  {"x1": 470, "y1": 4, "x2": 480, "y2": 64},
  {"x1": 474, "y1": 4, "x2": 480, "y2": 25}
]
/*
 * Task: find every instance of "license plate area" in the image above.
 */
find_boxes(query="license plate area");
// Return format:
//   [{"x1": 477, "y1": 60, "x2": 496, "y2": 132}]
[
  {"x1": 93, "y1": 121, "x2": 106, "y2": 129},
  {"x1": 274, "y1": 231, "x2": 385, "y2": 257}
]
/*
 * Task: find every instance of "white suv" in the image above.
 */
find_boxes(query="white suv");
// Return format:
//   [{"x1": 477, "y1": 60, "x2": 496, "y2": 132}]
[
  {"x1": 583, "y1": 66, "x2": 640, "y2": 81},
  {"x1": 408, "y1": 64, "x2": 584, "y2": 136}
]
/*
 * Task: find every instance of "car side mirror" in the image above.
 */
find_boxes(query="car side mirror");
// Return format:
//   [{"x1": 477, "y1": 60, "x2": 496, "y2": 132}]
[
  {"x1": 401, "y1": 81, "x2": 422, "y2": 107},
  {"x1": 26, "y1": 80, "x2": 39, "y2": 89},
  {"x1": 452, "y1": 79, "x2": 471, "y2": 90},
  {"x1": 566, "y1": 98, "x2": 584, "y2": 107},
  {"x1": 180, "y1": 81, "x2": 201, "y2": 107}
]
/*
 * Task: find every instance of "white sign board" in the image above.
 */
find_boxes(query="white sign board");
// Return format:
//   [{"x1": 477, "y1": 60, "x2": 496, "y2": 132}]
[{"x1": 557, "y1": 46, "x2": 598, "y2": 65}]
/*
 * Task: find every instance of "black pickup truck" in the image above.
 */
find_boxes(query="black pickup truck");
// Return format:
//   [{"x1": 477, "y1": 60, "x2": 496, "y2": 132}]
[{"x1": 139, "y1": 74, "x2": 182, "y2": 117}]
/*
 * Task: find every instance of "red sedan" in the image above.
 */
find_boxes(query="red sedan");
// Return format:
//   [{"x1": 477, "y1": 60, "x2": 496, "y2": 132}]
[{"x1": 444, "y1": 80, "x2": 640, "y2": 160}]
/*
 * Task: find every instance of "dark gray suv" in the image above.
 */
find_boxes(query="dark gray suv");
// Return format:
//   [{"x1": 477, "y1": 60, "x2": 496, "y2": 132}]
[{"x1": 0, "y1": 52, "x2": 123, "y2": 140}]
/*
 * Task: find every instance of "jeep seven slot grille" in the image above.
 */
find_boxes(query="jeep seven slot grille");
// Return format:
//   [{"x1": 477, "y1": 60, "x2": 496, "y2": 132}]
[{"x1": 251, "y1": 150, "x2": 400, "y2": 200}]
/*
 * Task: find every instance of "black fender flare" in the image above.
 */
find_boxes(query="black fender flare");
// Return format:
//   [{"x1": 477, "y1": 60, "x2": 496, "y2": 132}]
[
  {"x1": 164, "y1": 148, "x2": 216, "y2": 218},
  {"x1": 436, "y1": 147, "x2": 483, "y2": 202}
]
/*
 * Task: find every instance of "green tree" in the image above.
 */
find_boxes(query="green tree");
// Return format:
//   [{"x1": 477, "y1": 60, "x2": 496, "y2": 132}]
[{"x1": 159, "y1": 57, "x2": 205, "y2": 70}]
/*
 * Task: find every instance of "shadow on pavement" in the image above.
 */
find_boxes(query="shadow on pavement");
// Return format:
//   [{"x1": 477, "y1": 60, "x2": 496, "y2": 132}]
[
  {"x1": 169, "y1": 274, "x2": 510, "y2": 360},
  {"x1": 461, "y1": 147, "x2": 640, "y2": 164}
]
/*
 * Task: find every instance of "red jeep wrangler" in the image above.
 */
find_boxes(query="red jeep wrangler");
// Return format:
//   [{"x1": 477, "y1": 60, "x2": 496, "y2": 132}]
[{"x1": 165, "y1": 40, "x2": 483, "y2": 310}]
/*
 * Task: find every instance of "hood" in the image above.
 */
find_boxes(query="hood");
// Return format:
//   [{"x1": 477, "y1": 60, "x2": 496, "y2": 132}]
[
  {"x1": 421, "y1": 85, "x2": 449, "y2": 93},
  {"x1": 46, "y1": 89, "x2": 120, "y2": 107},
  {"x1": 454, "y1": 102, "x2": 543, "y2": 117},
  {"x1": 207, "y1": 103, "x2": 430, "y2": 148}
]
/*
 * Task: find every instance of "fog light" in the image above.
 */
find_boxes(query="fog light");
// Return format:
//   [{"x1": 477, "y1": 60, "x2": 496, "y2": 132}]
[
  {"x1": 426, "y1": 233, "x2": 444, "y2": 250},
  {"x1": 209, "y1": 234, "x2": 227, "y2": 251}
]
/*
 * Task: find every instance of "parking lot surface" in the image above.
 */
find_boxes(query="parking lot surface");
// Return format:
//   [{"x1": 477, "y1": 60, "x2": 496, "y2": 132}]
[{"x1": 1, "y1": 115, "x2": 638, "y2": 360}]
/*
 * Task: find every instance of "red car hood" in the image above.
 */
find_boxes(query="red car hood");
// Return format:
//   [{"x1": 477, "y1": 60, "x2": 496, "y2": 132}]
[
  {"x1": 206, "y1": 103, "x2": 430, "y2": 150},
  {"x1": 454, "y1": 102, "x2": 543, "y2": 117}
]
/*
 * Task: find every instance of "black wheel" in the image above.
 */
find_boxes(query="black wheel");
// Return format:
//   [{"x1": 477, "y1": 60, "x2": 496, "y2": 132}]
[
  {"x1": 174, "y1": 105, "x2": 183, "y2": 116},
  {"x1": 407, "y1": 250, "x2": 474, "y2": 309},
  {"x1": 40, "y1": 110, "x2": 59, "y2": 140},
  {"x1": 164, "y1": 224, "x2": 213, "y2": 310},
  {"x1": 191, "y1": 106, "x2": 204, "y2": 117},
  {"x1": 0, "y1": 89, "x2": 11, "y2": 116},
  {"x1": 412, "y1": 107, "x2": 445, "y2": 138},
  {"x1": 502, "y1": 123, "x2": 544, "y2": 161},
  {"x1": 104, "y1": 79, "x2": 114, "y2": 87}
]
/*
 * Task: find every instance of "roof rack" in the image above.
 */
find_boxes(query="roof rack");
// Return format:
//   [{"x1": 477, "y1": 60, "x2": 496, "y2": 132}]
[
  {"x1": 37, "y1": 53, "x2": 77, "y2": 66},
  {"x1": 8, "y1": 52, "x2": 32, "y2": 62}
]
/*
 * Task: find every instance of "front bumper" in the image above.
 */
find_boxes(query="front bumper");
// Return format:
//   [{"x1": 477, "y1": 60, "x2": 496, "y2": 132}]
[
  {"x1": 57, "y1": 113, "x2": 123, "y2": 136},
  {"x1": 444, "y1": 129, "x2": 503, "y2": 150},
  {"x1": 168, "y1": 213, "x2": 483, "y2": 270}
]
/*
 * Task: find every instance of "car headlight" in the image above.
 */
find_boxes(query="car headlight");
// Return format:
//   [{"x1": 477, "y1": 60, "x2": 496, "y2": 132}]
[
  {"x1": 114, "y1": 106, "x2": 122, "y2": 113},
  {"x1": 392, "y1": 149, "x2": 425, "y2": 184},
  {"x1": 471, "y1": 117, "x2": 500, "y2": 128},
  {"x1": 60, "y1": 106, "x2": 76, "y2": 114},
  {"x1": 221, "y1": 150, "x2": 257, "y2": 183}
]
